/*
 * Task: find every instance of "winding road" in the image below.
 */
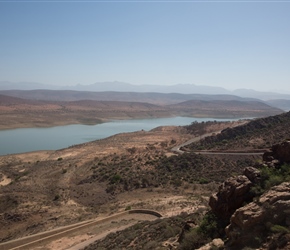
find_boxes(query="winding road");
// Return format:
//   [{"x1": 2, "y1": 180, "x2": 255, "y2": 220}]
[
  {"x1": 171, "y1": 131, "x2": 266, "y2": 156},
  {"x1": 171, "y1": 132, "x2": 219, "y2": 154},
  {"x1": 0, "y1": 209, "x2": 162, "y2": 250}
]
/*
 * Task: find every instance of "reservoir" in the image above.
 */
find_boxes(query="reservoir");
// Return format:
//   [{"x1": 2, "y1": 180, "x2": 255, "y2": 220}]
[{"x1": 0, "y1": 116, "x2": 242, "y2": 155}]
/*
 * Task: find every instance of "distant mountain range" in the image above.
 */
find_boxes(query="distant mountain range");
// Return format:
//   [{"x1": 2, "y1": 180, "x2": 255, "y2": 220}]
[
  {"x1": 1, "y1": 81, "x2": 290, "y2": 110},
  {"x1": 0, "y1": 89, "x2": 261, "y2": 105},
  {"x1": 0, "y1": 93, "x2": 283, "y2": 131}
]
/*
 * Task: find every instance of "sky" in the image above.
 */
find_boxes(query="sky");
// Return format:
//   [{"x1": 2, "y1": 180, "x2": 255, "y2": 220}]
[{"x1": 0, "y1": 0, "x2": 290, "y2": 92}]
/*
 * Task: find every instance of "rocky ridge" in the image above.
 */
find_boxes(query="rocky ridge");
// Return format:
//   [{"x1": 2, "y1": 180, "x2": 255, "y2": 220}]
[{"x1": 209, "y1": 141, "x2": 290, "y2": 249}]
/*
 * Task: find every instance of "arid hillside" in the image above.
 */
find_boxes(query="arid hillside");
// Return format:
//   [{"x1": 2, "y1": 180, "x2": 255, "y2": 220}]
[
  {"x1": 0, "y1": 120, "x2": 255, "y2": 246},
  {"x1": 168, "y1": 99, "x2": 280, "y2": 118},
  {"x1": 83, "y1": 113, "x2": 290, "y2": 250},
  {"x1": 184, "y1": 111, "x2": 290, "y2": 151},
  {"x1": 0, "y1": 93, "x2": 283, "y2": 130},
  {"x1": 0, "y1": 94, "x2": 170, "y2": 129}
]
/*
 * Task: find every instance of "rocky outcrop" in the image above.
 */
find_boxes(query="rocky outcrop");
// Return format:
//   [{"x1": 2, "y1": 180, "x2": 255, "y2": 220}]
[
  {"x1": 208, "y1": 141, "x2": 290, "y2": 249},
  {"x1": 263, "y1": 140, "x2": 290, "y2": 163},
  {"x1": 196, "y1": 238, "x2": 224, "y2": 250},
  {"x1": 225, "y1": 182, "x2": 290, "y2": 248},
  {"x1": 209, "y1": 167, "x2": 260, "y2": 221},
  {"x1": 243, "y1": 166, "x2": 261, "y2": 183}
]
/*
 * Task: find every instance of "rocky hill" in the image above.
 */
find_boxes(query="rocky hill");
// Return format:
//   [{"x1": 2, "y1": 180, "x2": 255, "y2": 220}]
[
  {"x1": 211, "y1": 141, "x2": 290, "y2": 249},
  {"x1": 185, "y1": 111, "x2": 290, "y2": 151}
]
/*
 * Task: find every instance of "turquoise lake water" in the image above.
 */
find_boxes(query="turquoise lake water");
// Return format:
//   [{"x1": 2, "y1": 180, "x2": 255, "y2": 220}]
[{"x1": 0, "y1": 116, "x2": 242, "y2": 155}]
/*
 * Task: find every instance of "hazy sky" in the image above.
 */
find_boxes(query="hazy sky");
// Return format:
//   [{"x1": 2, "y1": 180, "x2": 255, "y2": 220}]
[{"x1": 0, "y1": 0, "x2": 289, "y2": 92}]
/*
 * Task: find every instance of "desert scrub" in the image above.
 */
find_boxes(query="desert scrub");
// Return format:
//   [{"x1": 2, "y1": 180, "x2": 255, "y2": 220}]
[
  {"x1": 53, "y1": 194, "x2": 60, "y2": 201},
  {"x1": 270, "y1": 224, "x2": 290, "y2": 234},
  {"x1": 179, "y1": 211, "x2": 226, "y2": 250},
  {"x1": 198, "y1": 177, "x2": 209, "y2": 184},
  {"x1": 179, "y1": 228, "x2": 210, "y2": 250},
  {"x1": 85, "y1": 214, "x2": 195, "y2": 250},
  {"x1": 109, "y1": 174, "x2": 122, "y2": 184},
  {"x1": 251, "y1": 163, "x2": 290, "y2": 196}
]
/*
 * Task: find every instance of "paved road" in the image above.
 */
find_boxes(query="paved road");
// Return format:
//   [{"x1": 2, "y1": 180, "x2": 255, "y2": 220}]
[
  {"x1": 66, "y1": 223, "x2": 136, "y2": 250},
  {"x1": 0, "y1": 209, "x2": 162, "y2": 250},
  {"x1": 171, "y1": 132, "x2": 219, "y2": 154},
  {"x1": 171, "y1": 131, "x2": 265, "y2": 156},
  {"x1": 193, "y1": 151, "x2": 264, "y2": 156}
]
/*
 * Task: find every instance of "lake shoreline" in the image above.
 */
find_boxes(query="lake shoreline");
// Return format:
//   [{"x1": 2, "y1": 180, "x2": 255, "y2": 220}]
[
  {"x1": 0, "y1": 118, "x2": 106, "y2": 131},
  {"x1": 0, "y1": 116, "x2": 244, "y2": 156},
  {"x1": 0, "y1": 114, "x2": 250, "y2": 131}
]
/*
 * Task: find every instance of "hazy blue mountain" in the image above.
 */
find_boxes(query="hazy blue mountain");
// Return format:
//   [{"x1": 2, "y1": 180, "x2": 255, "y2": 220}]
[
  {"x1": 64, "y1": 81, "x2": 231, "y2": 95},
  {"x1": 265, "y1": 99, "x2": 290, "y2": 111},
  {"x1": 0, "y1": 90, "x2": 259, "y2": 105},
  {"x1": 66, "y1": 81, "x2": 137, "y2": 92},
  {"x1": 0, "y1": 81, "x2": 60, "y2": 90},
  {"x1": 233, "y1": 89, "x2": 290, "y2": 101},
  {"x1": 1, "y1": 81, "x2": 290, "y2": 101}
]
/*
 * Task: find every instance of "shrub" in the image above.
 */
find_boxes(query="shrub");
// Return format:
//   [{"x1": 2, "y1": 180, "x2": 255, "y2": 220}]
[
  {"x1": 162, "y1": 225, "x2": 177, "y2": 238},
  {"x1": 197, "y1": 211, "x2": 219, "y2": 238},
  {"x1": 270, "y1": 225, "x2": 290, "y2": 234},
  {"x1": 110, "y1": 174, "x2": 122, "y2": 184},
  {"x1": 53, "y1": 194, "x2": 60, "y2": 201},
  {"x1": 144, "y1": 240, "x2": 159, "y2": 249},
  {"x1": 199, "y1": 177, "x2": 209, "y2": 184},
  {"x1": 179, "y1": 212, "x2": 222, "y2": 250},
  {"x1": 125, "y1": 205, "x2": 131, "y2": 211},
  {"x1": 179, "y1": 228, "x2": 210, "y2": 250},
  {"x1": 251, "y1": 163, "x2": 290, "y2": 198}
]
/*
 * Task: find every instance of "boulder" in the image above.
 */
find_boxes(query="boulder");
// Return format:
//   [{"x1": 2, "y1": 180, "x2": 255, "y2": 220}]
[
  {"x1": 262, "y1": 150, "x2": 274, "y2": 162},
  {"x1": 196, "y1": 238, "x2": 224, "y2": 250},
  {"x1": 263, "y1": 140, "x2": 290, "y2": 163},
  {"x1": 209, "y1": 175, "x2": 253, "y2": 220},
  {"x1": 243, "y1": 167, "x2": 261, "y2": 184}
]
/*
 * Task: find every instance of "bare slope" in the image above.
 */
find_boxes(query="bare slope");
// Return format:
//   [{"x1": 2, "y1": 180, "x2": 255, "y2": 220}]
[
  {"x1": 0, "y1": 94, "x2": 170, "y2": 129},
  {"x1": 0, "y1": 93, "x2": 283, "y2": 130},
  {"x1": 185, "y1": 111, "x2": 290, "y2": 151},
  {"x1": 169, "y1": 99, "x2": 281, "y2": 118}
]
